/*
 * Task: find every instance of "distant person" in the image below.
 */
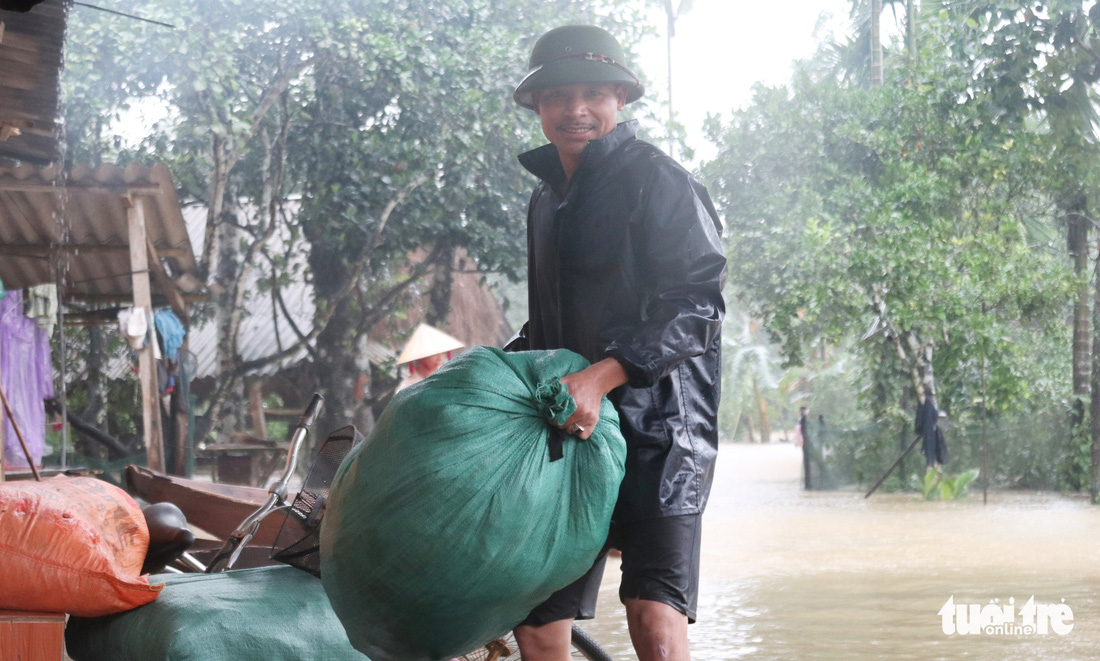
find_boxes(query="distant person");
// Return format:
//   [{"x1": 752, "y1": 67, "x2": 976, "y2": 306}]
[
  {"x1": 505, "y1": 24, "x2": 726, "y2": 661},
  {"x1": 394, "y1": 324, "x2": 464, "y2": 393},
  {"x1": 794, "y1": 406, "x2": 806, "y2": 447}
]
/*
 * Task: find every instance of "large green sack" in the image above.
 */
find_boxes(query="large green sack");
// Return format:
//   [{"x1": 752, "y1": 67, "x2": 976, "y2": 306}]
[
  {"x1": 320, "y1": 347, "x2": 625, "y2": 661},
  {"x1": 65, "y1": 565, "x2": 368, "y2": 660}
]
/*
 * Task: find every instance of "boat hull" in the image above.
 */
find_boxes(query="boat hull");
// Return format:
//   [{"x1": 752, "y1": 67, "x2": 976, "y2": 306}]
[{"x1": 125, "y1": 465, "x2": 287, "y2": 547}]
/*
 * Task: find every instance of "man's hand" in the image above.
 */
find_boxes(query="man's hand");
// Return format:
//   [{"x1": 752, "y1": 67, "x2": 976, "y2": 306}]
[{"x1": 558, "y1": 358, "x2": 628, "y2": 440}]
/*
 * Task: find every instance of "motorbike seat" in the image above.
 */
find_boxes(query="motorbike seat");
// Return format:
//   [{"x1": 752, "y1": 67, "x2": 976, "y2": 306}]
[{"x1": 141, "y1": 502, "x2": 197, "y2": 575}]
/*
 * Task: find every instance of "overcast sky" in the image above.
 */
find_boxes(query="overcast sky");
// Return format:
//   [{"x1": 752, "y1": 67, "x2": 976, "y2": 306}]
[
  {"x1": 114, "y1": 1, "x2": 860, "y2": 164},
  {"x1": 637, "y1": 0, "x2": 855, "y2": 164}
]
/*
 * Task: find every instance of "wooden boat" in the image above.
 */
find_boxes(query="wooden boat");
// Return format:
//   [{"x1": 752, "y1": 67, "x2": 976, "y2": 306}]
[{"x1": 125, "y1": 465, "x2": 287, "y2": 547}]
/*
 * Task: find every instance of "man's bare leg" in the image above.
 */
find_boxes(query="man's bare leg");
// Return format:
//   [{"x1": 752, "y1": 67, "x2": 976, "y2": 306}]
[
  {"x1": 625, "y1": 598, "x2": 690, "y2": 661},
  {"x1": 513, "y1": 618, "x2": 574, "y2": 661}
]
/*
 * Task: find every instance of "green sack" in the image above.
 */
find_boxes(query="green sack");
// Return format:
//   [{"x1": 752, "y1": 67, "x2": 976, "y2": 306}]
[
  {"x1": 320, "y1": 347, "x2": 625, "y2": 661},
  {"x1": 65, "y1": 566, "x2": 368, "y2": 661}
]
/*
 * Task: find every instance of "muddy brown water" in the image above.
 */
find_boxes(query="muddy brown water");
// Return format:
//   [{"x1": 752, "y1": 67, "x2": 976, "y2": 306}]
[{"x1": 579, "y1": 442, "x2": 1100, "y2": 660}]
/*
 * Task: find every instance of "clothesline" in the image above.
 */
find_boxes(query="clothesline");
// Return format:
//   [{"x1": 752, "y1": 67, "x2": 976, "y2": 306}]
[{"x1": 0, "y1": 282, "x2": 187, "y2": 471}]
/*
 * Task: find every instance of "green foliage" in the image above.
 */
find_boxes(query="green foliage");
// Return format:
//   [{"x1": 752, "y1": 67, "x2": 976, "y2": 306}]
[
  {"x1": 918, "y1": 465, "x2": 937, "y2": 500},
  {"x1": 1061, "y1": 395, "x2": 1091, "y2": 491},
  {"x1": 263, "y1": 392, "x2": 290, "y2": 442},
  {"x1": 820, "y1": 417, "x2": 907, "y2": 489},
  {"x1": 823, "y1": 406, "x2": 1073, "y2": 492},
  {"x1": 700, "y1": 1, "x2": 1100, "y2": 494},
  {"x1": 719, "y1": 305, "x2": 782, "y2": 441},
  {"x1": 699, "y1": 4, "x2": 1077, "y2": 449},
  {"x1": 914, "y1": 466, "x2": 979, "y2": 501},
  {"x1": 61, "y1": 0, "x2": 658, "y2": 434}
]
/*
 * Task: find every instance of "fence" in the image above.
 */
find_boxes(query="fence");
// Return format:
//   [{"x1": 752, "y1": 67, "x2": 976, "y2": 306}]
[{"x1": 813, "y1": 409, "x2": 1076, "y2": 493}]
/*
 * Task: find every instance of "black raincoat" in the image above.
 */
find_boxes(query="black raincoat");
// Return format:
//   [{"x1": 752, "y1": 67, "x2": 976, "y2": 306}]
[
  {"x1": 506, "y1": 120, "x2": 727, "y2": 523},
  {"x1": 916, "y1": 395, "x2": 948, "y2": 467}
]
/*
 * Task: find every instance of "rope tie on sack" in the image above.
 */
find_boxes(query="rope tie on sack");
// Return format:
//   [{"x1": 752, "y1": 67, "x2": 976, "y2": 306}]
[{"x1": 535, "y1": 377, "x2": 577, "y2": 462}]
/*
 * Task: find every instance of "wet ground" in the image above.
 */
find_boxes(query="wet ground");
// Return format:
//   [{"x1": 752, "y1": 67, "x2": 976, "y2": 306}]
[{"x1": 579, "y1": 442, "x2": 1100, "y2": 660}]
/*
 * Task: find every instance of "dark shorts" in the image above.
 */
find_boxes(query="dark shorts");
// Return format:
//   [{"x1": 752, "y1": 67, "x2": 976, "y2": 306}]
[{"x1": 519, "y1": 514, "x2": 702, "y2": 626}]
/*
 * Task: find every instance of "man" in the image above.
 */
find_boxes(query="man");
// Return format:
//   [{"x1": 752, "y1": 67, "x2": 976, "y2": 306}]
[{"x1": 505, "y1": 25, "x2": 727, "y2": 661}]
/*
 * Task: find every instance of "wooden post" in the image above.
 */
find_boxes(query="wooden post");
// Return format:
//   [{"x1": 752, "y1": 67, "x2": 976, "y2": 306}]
[
  {"x1": 146, "y1": 236, "x2": 188, "y2": 318},
  {"x1": 127, "y1": 194, "x2": 166, "y2": 473},
  {"x1": 247, "y1": 378, "x2": 267, "y2": 438}
]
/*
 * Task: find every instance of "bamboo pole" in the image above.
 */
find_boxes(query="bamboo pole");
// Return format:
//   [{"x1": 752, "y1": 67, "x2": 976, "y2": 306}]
[
  {"x1": 0, "y1": 380, "x2": 41, "y2": 481},
  {"x1": 865, "y1": 434, "x2": 921, "y2": 498}
]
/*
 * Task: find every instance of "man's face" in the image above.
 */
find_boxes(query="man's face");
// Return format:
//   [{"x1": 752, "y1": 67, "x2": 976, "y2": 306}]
[{"x1": 534, "y1": 82, "x2": 626, "y2": 162}]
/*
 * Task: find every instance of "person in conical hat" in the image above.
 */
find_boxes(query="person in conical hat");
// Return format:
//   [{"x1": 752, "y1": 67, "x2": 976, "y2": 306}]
[
  {"x1": 507, "y1": 23, "x2": 726, "y2": 661},
  {"x1": 394, "y1": 324, "x2": 464, "y2": 392}
]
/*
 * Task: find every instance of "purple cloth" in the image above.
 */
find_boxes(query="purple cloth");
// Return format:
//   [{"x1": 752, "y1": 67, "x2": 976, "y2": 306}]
[{"x1": 1, "y1": 290, "x2": 54, "y2": 468}]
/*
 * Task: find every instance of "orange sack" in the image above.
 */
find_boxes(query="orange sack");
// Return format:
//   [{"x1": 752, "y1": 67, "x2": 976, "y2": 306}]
[{"x1": 0, "y1": 476, "x2": 162, "y2": 616}]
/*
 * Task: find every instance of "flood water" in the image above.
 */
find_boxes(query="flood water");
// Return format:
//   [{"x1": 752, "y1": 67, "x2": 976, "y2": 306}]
[{"x1": 579, "y1": 442, "x2": 1100, "y2": 660}]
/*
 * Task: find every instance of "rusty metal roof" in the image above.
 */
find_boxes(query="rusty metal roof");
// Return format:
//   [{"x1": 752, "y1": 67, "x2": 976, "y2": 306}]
[
  {"x1": 0, "y1": 0, "x2": 67, "y2": 165},
  {"x1": 0, "y1": 161, "x2": 203, "y2": 310}
]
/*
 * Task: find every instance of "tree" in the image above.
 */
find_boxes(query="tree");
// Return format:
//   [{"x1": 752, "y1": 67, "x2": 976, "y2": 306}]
[
  {"x1": 937, "y1": 1, "x2": 1100, "y2": 497},
  {"x1": 700, "y1": 10, "x2": 1073, "y2": 457},
  {"x1": 63, "y1": 0, "x2": 655, "y2": 443},
  {"x1": 721, "y1": 309, "x2": 784, "y2": 443},
  {"x1": 654, "y1": 0, "x2": 693, "y2": 156}
]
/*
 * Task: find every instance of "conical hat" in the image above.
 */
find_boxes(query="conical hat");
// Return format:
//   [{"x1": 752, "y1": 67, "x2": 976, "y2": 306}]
[{"x1": 396, "y1": 324, "x2": 465, "y2": 365}]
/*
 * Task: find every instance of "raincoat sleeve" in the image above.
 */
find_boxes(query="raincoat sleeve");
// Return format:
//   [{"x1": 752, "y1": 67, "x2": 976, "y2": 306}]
[
  {"x1": 604, "y1": 162, "x2": 727, "y2": 387},
  {"x1": 503, "y1": 322, "x2": 530, "y2": 353}
]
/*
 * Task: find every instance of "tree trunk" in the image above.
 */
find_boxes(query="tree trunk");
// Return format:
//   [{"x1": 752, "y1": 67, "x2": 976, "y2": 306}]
[
  {"x1": 906, "y1": 0, "x2": 917, "y2": 60},
  {"x1": 664, "y1": 0, "x2": 676, "y2": 158},
  {"x1": 1069, "y1": 209, "x2": 1090, "y2": 492},
  {"x1": 211, "y1": 215, "x2": 246, "y2": 440},
  {"x1": 753, "y1": 375, "x2": 771, "y2": 443},
  {"x1": 310, "y1": 295, "x2": 360, "y2": 443},
  {"x1": 1090, "y1": 244, "x2": 1100, "y2": 503},
  {"x1": 1072, "y1": 213, "x2": 1090, "y2": 398},
  {"x1": 426, "y1": 243, "x2": 456, "y2": 328},
  {"x1": 743, "y1": 413, "x2": 756, "y2": 444},
  {"x1": 899, "y1": 384, "x2": 912, "y2": 486},
  {"x1": 871, "y1": 0, "x2": 883, "y2": 86}
]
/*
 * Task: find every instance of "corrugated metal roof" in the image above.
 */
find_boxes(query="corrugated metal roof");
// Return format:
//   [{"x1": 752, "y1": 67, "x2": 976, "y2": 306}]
[
  {"x1": 0, "y1": 0, "x2": 67, "y2": 165},
  {"x1": 0, "y1": 161, "x2": 203, "y2": 308},
  {"x1": 88, "y1": 199, "x2": 508, "y2": 383},
  {"x1": 175, "y1": 204, "x2": 508, "y2": 380}
]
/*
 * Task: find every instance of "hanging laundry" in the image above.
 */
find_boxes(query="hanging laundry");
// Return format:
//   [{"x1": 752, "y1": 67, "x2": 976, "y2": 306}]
[
  {"x1": 24, "y1": 283, "x2": 58, "y2": 336},
  {"x1": 153, "y1": 309, "x2": 186, "y2": 362},
  {"x1": 0, "y1": 290, "x2": 54, "y2": 469},
  {"x1": 118, "y1": 307, "x2": 147, "y2": 350}
]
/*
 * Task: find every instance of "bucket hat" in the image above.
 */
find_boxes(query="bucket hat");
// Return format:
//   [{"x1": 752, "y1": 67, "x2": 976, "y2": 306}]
[{"x1": 513, "y1": 25, "x2": 644, "y2": 110}]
